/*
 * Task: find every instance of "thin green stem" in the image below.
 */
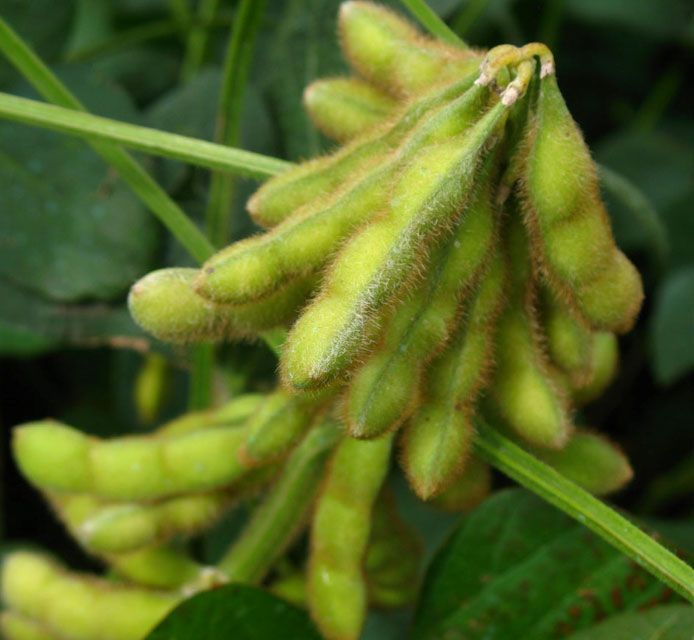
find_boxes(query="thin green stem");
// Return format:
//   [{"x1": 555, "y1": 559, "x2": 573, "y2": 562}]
[
  {"x1": 218, "y1": 421, "x2": 340, "y2": 583},
  {"x1": 399, "y1": 0, "x2": 467, "y2": 47},
  {"x1": 0, "y1": 16, "x2": 214, "y2": 264},
  {"x1": 0, "y1": 92, "x2": 292, "y2": 179},
  {"x1": 451, "y1": 0, "x2": 491, "y2": 38},
  {"x1": 188, "y1": 343, "x2": 215, "y2": 410},
  {"x1": 180, "y1": 0, "x2": 220, "y2": 81},
  {"x1": 473, "y1": 420, "x2": 694, "y2": 602},
  {"x1": 206, "y1": 0, "x2": 267, "y2": 247}
]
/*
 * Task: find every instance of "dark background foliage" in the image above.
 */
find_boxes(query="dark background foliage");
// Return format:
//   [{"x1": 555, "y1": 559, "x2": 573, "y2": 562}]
[{"x1": 0, "y1": 0, "x2": 692, "y2": 637}]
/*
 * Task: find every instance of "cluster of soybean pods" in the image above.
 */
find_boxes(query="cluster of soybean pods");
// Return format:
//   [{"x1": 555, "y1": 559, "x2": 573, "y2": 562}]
[{"x1": 2, "y1": 3, "x2": 641, "y2": 640}]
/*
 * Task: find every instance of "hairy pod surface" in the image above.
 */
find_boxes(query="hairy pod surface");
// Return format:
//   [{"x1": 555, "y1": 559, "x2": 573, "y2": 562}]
[
  {"x1": 13, "y1": 419, "x2": 258, "y2": 501},
  {"x1": 308, "y1": 434, "x2": 393, "y2": 640},
  {"x1": 345, "y1": 158, "x2": 498, "y2": 438},
  {"x1": 535, "y1": 429, "x2": 633, "y2": 495},
  {"x1": 401, "y1": 249, "x2": 506, "y2": 499},
  {"x1": 520, "y1": 74, "x2": 643, "y2": 333},
  {"x1": 282, "y1": 99, "x2": 507, "y2": 390},
  {"x1": 304, "y1": 77, "x2": 397, "y2": 142},
  {"x1": 339, "y1": 1, "x2": 479, "y2": 97},
  {"x1": 572, "y1": 331, "x2": 619, "y2": 405},
  {"x1": 429, "y1": 455, "x2": 492, "y2": 512},
  {"x1": 1, "y1": 552, "x2": 180, "y2": 640}
]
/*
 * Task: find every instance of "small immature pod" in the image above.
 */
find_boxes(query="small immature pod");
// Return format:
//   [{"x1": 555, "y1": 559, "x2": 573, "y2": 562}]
[
  {"x1": 1, "y1": 552, "x2": 180, "y2": 640},
  {"x1": 129, "y1": 268, "x2": 314, "y2": 343},
  {"x1": 304, "y1": 77, "x2": 397, "y2": 143},
  {"x1": 429, "y1": 455, "x2": 492, "y2": 512},
  {"x1": 490, "y1": 215, "x2": 572, "y2": 449},
  {"x1": 134, "y1": 353, "x2": 167, "y2": 425},
  {"x1": 541, "y1": 286, "x2": 594, "y2": 385},
  {"x1": 247, "y1": 75, "x2": 472, "y2": 229},
  {"x1": 364, "y1": 490, "x2": 421, "y2": 608},
  {"x1": 519, "y1": 74, "x2": 643, "y2": 333},
  {"x1": 345, "y1": 156, "x2": 498, "y2": 438},
  {"x1": 572, "y1": 332, "x2": 619, "y2": 405},
  {"x1": 282, "y1": 100, "x2": 507, "y2": 390},
  {"x1": 400, "y1": 251, "x2": 506, "y2": 500},
  {"x1": 52, "y1": 491, "x2": 233, "y2": 555},
  {"x1": 308, "y1": 434, "x2": 393, "y2": 640},
  {"x1": 338, "y1": 1, "x2": 479, "y2": 96},
  {"x1": 239, "y1": 387, "x2": 334, "y2": 466},
  {"x1": 535, "y1": 429, "x2": 633, "y2": 495},
  {"x1": 108, "y1": 546, "x2": 225, "y2": 591},
  {"x1": 13, "y1": 419, "x2": 255, "y2": 501}
]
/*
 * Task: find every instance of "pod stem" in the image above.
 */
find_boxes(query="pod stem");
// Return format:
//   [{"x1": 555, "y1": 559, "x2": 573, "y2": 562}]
[
  {"x1": 218, "y1": 421, "x2": 341, "y2": 584},
  {"x1": 473, "y1": 419, "x2": 694, "y2": 602},
  {"x1": 399, "y1": 0, "x2": 469, "y2": 48}
]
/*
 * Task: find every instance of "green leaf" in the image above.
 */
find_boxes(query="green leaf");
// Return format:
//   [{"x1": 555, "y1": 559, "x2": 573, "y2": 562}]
[
  {"x1": 651, "y1": 268, "x2": 694, "y2": 385},
  {"x1": 0, "y1": 67, "x2": 157, "y2": 302},
  {"x1": 567, "y1": 605, "x2": 694, "y2": 640},
  {"x1": 0, "y1": 277, "x2": 145, "y2": 357},
  {"x1": 145, "y1": 584, "x2": 322, "y2": 640},
  {"x1": 412, "y1": 490, "x2": 679, "y2": 640}
]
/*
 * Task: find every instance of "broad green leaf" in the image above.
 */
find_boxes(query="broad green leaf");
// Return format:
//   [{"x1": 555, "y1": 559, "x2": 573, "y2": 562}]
[
  {"x1": 145, "y1": 584, "x2": 322, "y2": 640},
  {"x1": 0, "y1": 277, "x2": 145, "y2": 357},
  {"x1": 0, "y1": 67, "x2": 158, "y2": 302},
  {"x1": 412, "y1": 490, "x2": 678, "y2": 640},
  {"x1": 651, "y1": 269, "x2": 694, "y2": 385},
  {"x1": 567, "y1": 605, "x2": 694, "y2": 640}
]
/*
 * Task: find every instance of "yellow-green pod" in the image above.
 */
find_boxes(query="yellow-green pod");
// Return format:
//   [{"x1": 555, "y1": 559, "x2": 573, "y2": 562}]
[
  {"x1": 247, "y1": 75, "x2": 473, "y2": 229},
  {"x1": 541, "y1": 286, "x2": 594, "y2": 385},
  {"x1": 1, "y1": 613, "x2": 56, "y2": 640},
  {"x1": 345, "y1": 155, "x2": 498, "y2": 438},
  {"x1": 13, "y1": 419, "x2": 257, "y2": 501},
  {"x1": 304, "y1": 77, "x2": 397, "y2": 142},
  {"x1": 490, "y1": 213, "x2": 572, "y2": 449},
  {"x1": 128, "y1": 268, "x2": 314, "y2": 343},
  {"x1": 134, "y1": 353, "x2": 168, "y2": 425},
  {"x1": 429, "y1": 455, "x2": 492, "y2": 512},
  {"x1": 534, "y1": 429, "x2": 633, "y2": 495},
  {"x1": 364, "y1": 489, "x2": 421, "y2": 608},
  {"x1": 339, "y1": 1, "x2": 479, "y2": 96},
  {"x1": 269, "y1": 570, "x2": 307, "y2": 608},
  {"x1": 282, "y1": 100, "x2": 508, "y2": 390},
  {"x1": 400, "y1": 251, "x2": 506, "y2": 500},
  {"x1": 519, "y1": 74, "x2": 643, "y2": 333},
  {"x1": 107, "y1": 546, "x2": 226, "y2": 591},
  {"x1": 194, "y1": 80, "x2": 483, "y2": 308},
  {"x1": 52, "y1": 491, "x2": 233, "y2": 554},
  {"x1": 239, "y1": 388, "x2": 334, "y2": 466},
  {"x1": 308, "y1": 434, "x2": 393, "y2": 640},
  {"x1": 1, "y1": 552, "x2": 181, "y2": 640},
  {"x1": 572, "y1": 332, "x2": 619, "y2": 405}
]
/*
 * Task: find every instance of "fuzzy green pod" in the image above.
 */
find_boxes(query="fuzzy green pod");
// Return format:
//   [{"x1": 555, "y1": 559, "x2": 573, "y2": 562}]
[
  {"x1": 1, "y1": 613, "x2": 56, "y2": 640},
  {"x1": 490, "y1": 213, "x2": 572, "y2": 449},
  {"x1": 52, "y1": 491, "x2": 233, "y2": 555},
  {"x1": 108, "y1": 546, "x2": 226, "y2": 591},
  {"x1": 345, "y1": 157, "x2": 498, "y2": 438},
  {"x1": 1, "y1": 552, "x2": 180, "y2": 640},
  {"x1": 535, "y1": 429, "x2": 633, "y2": 495},
  {"x1": 429, "y1": 455, "x2": 491, "y2": 512},
  {"x1": 246, "y1": 75, "x2": 472, "y2": 229},
  {"x1": 338, "y1": 1, "x2": 479, "y2": 97},
  {"x1": 13, "y1": 419, "x2": 258, "y2": 501},
  {"x1": 128, "y1": 268, "x2": 313, "y2": 343},
  {"x1": 519, "y1": 74, "x2": 643, "y2": 333},
  {"x1": 283, "y1": 100, "x2": 507, "y2": 390},
  {"x1": 572, "y1": 332, "x2": 619, "y2": 405},
  {"x1": 308, "y1": 434, "x2": 393, "y2": 640},
  {"x1": 364, "y1": 490, "x2": 421, "y2": 608},
  {"x1": 194, "y1": 80, "x2": 483, "y2": 308},
  {"x1": 304, "y1": 77, "x2": 397, "y2": 142},
  {"x1": 400, "y1": 251, "x2": 506, "y2": 499},
  {"x1": 541, "y1": 286, "x2": 594, "y2": 385},
  {"x1": 239, "y1": 388, "x2": 334, "y2": 466}
]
